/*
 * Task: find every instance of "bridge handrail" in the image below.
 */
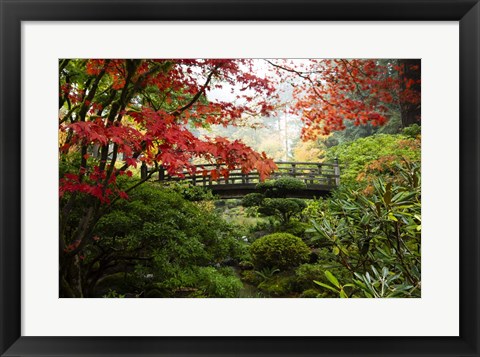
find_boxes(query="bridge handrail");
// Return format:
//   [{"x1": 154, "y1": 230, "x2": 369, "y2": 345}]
[
  {"x1": 141, "y1": 160, "x2": 340, "y2": 187},
  {"x1": 187, "y1": 161, "x2": 338, "y2": 168}
]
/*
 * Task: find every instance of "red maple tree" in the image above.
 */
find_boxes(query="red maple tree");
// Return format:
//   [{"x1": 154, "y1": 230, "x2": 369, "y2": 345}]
[
  {"x1": 266, "y1": 59, "x2": 421, "y2": 139},
  {"x1": 59, "y1": 59, "x2": 279, "y2": 296}
]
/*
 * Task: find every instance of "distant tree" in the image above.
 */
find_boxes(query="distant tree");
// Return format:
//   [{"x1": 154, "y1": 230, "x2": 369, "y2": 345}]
[
  {"x1": 398, "y1": 59, "x2": 421, "y2": 127},
  {"x1": 266, "y1": 59, "x2": 421, "y2": 140}
]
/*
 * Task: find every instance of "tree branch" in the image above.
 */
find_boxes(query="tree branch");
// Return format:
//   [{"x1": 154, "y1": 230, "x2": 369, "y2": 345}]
[{"x1": 170, "y1": 63, "x2": 222, "y2": 117}]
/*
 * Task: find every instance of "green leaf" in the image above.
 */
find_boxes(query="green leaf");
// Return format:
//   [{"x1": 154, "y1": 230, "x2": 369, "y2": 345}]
[
  {"x1": 313, "y1": 280, "x2": 339, "y2": 293},
  {"x1": 325, "y1": 270, "x2": 341, "y2": 289},
  {"x1": 383, "y1": 185, "x2": 392, "y2": 205},
  {"x1": 388, "y1": 213, "x2": 398, "y2": 221},
  {"x1": 332, "y1": 246, "x2": 340, "y2": 255}
]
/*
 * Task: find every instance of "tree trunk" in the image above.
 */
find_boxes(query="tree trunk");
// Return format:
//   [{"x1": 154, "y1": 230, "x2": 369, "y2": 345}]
[
  {"x1": 60, "y1": 255, "x2": 84, "y2": 297},
  {"x1": 59, "y1": 205, "x2": 97, "y2": 297},
  {"x1": 398, "y1": 59, "x2": 421, "y2": 128}
]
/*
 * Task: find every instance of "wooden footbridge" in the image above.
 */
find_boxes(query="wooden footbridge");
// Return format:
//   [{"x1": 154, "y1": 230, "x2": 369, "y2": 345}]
[{"x1": 141, "y1": 161, "x2": 340, "y2": 199}]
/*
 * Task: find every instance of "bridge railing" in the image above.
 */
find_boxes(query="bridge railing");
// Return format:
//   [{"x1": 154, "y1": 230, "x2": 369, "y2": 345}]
[{"x1": 142, "y1": 161, "x2": 340, "y2": 187}]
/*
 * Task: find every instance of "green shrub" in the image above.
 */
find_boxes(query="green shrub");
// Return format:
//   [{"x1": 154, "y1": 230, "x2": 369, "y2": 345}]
[
  {"x1": 238, "y1": 260, "x2": 254, "y2": 270},
  {"x1": 91, "y1": 182, "x2": 248, "y2": 297},
  {"x1": 250, "y1": 233, "x2": 310, "y2": 270},
  {"x1": 294, "y1": 264, "x2": 326, "y2": 291},
  {"x1": 402, "y1": 123, "x2": 421, "y2": 138},
  {"x1": 308, "y1": 166, "x2": 421, "y2": 297},
  {"x1": 257, "y1": 177, "x2": 307, "y2": 198},
  {"x1": 167, "y1": 183, "x2": 216, "y2": 201},
  {"x1": 102, "y1": 289, "x2": 126, "y2": 298},
  {"x1": 243, "y1": 178, "x2": 309, "y2": 225},
  {"x1": 195, "y1": 267, "x2": 243, "y2": 298},
  {"x1": 300, "y1": 289, "x2": 321, "y2": 298},
  {"x1": 257, "y1": 198, "x2": 307, "y2": 225},
  {"x1": 280, "y1": 221, "x2": 310, "y2": 238},
  {"x1": 242, "y1": 193, "x2": 265, "y2": 207},
  {"x1": 257, "y1": 274, "x2": 295, "y2": 297},
  {"x1": 324, "y1": 134, "x2": 420, "y2": 186},
  {"x1": 242, "y1": 270, "x2": 262, "y2": 286}
]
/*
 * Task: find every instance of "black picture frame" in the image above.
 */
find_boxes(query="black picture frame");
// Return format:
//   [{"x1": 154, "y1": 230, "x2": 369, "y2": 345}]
[{"x1": 1, "y1": 0, "x2": 479, "y2": 356}]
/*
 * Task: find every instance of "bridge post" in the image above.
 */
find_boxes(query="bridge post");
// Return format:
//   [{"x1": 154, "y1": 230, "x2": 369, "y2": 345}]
[
  {"x1": 317, "y1": 164, "x2": 322, "y2": 185},
  {"x1": 141, "y1": 161, "x2": 147, "y2": 180},
  {"x1": 291, "y1": 163, "x2": 296, "y2": 178},
  {"x1": 334, "y1": 158, "x2": 340, "y2": 186}
]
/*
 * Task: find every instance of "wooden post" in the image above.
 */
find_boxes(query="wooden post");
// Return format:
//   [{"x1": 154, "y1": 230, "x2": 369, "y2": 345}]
[
  {"x1": 334, "y1": 158, "x2": 340, "y2": 186},
  {"x1": 141, "y1": 161, "x2": 147, "y2": 180},
  {"x1": 291, "y1": 163, "x2": 296, "y2": 178},
  {"x1": 317, "y1": 163, "x2": 322, "y2": 184}
]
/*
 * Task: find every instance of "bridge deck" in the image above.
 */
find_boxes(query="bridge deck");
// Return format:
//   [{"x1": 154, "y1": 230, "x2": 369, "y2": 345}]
[
  {"x1": 142, "y1": 161, "x2": 340, "y2": 198},
  {"x1": 206, "y1": 183, "x2": 335, "y2": 199}
]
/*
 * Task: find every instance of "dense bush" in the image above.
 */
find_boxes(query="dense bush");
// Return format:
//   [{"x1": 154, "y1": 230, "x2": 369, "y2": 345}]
[
  {"x1": 250, "y1": 233, "x2": 310, "y2": 270},
  {"x1": 195, "y1": 267, "x2": 243, "y2": 298},
  {"x1": 280, "y1": 221, "x2": 310, "y2": 239},
  {"x1": 86, "y1": 182, "x2": 248, "y2": 297},
  {"x1": 402, "y1": 123, "x2": 421, "y2": 138},
  {"x1": 167, "y1": 183, "x2": 216, "y2": 202},
  {"x1": 257, "y1": 177, "x2": 307, "y2": 198},
  {"x1": 294, "y1": 264, "x2": 326, "y2": 291},
  {"x1": 242, "y1": 193, "x2": 265, "y2": 207},
  {"x1": 308, "y1": 165, "x2": 421, "y2": 297},
  {"x1": 257, "y1": 274, "x2": 295, "y2": 297},
  {"x1": 324, "y1": 134, "x2": 420, "y2": 186}
]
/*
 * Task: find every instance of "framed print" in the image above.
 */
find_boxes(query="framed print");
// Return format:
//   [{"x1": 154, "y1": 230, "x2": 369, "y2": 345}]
[{"x1": 1, "y1": 0, "x2": 479, "y2": 356}]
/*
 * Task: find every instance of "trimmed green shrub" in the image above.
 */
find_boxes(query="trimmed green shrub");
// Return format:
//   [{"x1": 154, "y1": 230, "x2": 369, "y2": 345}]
[
  {"x1": 257, "y1": 177, "x2": 307, "y2": 198},
  {"x1": 242, "y1": 193, "x2": 265, "y2": 207},
  {"x1": 257, "y1": 198, "x2": 307, "y2": 225},
  {"x1": 250, "y1": 233, "x2": 310, "y2": 270}
]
